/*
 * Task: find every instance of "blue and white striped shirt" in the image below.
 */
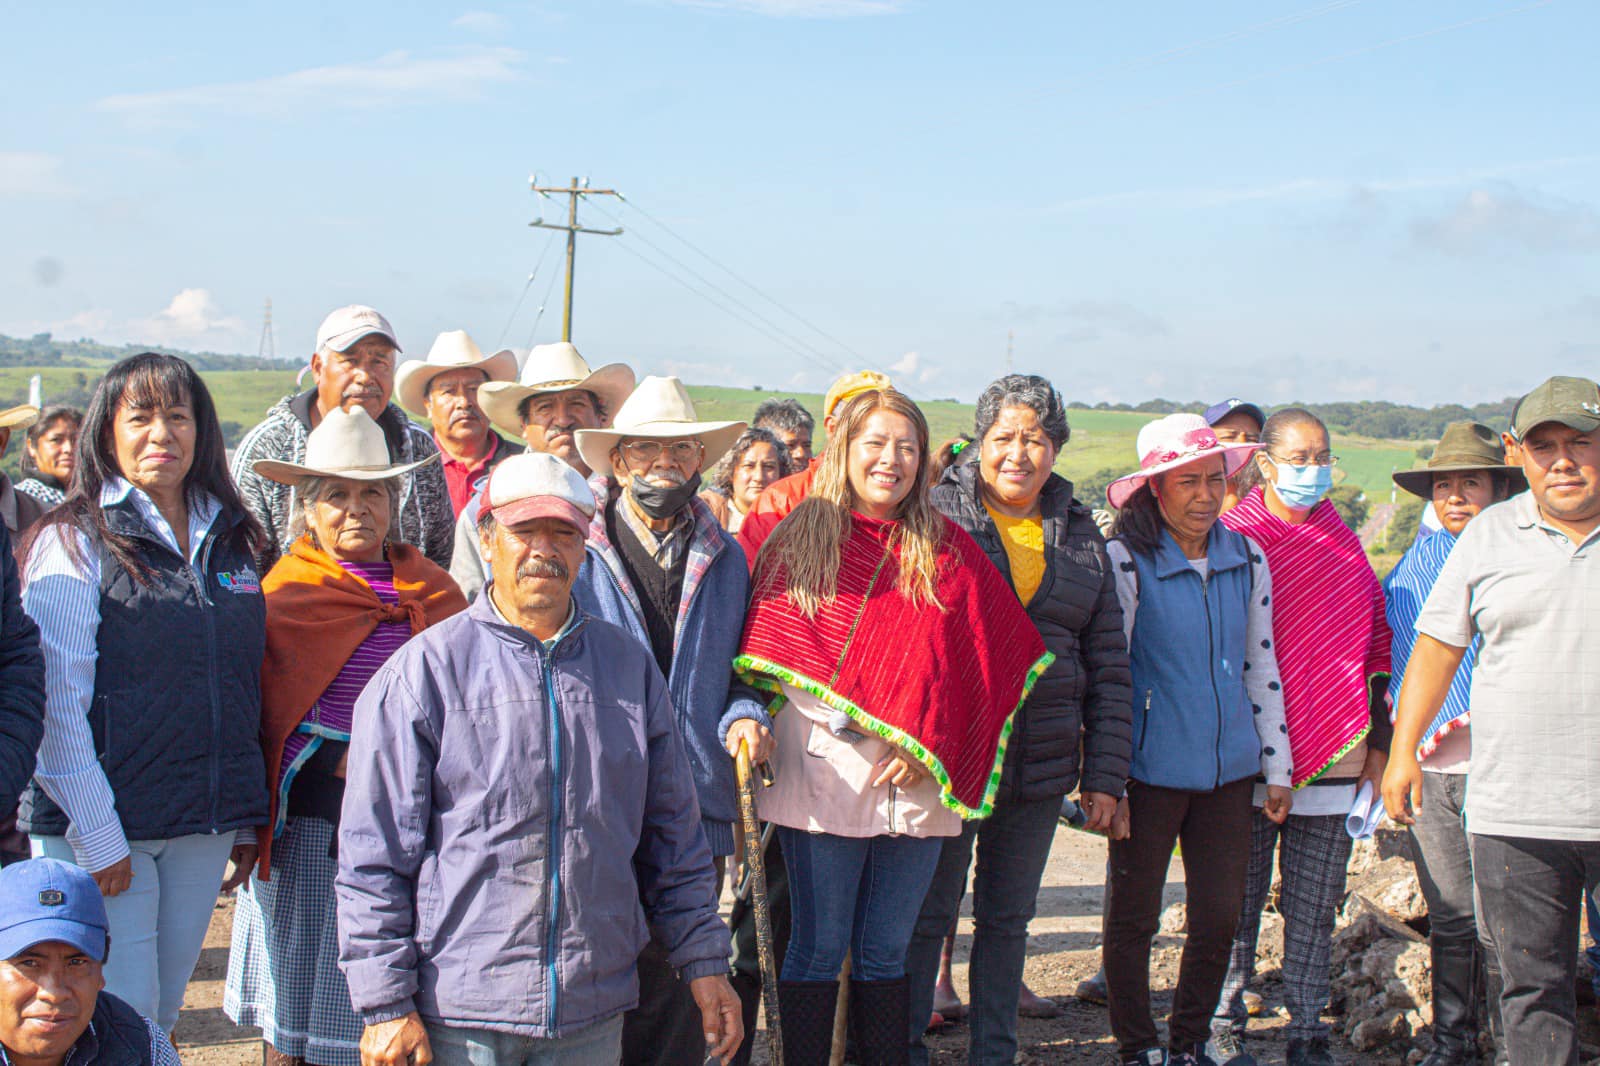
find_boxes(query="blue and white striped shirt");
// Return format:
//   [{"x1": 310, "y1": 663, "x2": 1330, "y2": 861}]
[{"x1": 1383, "y1": 527, "x2": 1477, "y2": 761}]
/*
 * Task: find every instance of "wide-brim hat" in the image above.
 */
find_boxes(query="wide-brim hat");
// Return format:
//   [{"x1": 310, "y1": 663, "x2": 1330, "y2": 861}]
[
  {"x1": 576, "y1": 375, "x2": 747, "y2": 478},
  {"x1": 394, "y1": 330, "x2": 518, "y2": 417},
  {"x1": 1393, "y1": 420, "x2": 1526, "y2": 499},
  {"x1": 253, "y1": 407, "x2": 438, "y2": 485},
  {"x1": 1107, "y1": 412, "x2": 1260, "y2": 509},
  {"x1": 477, "y1": 342, "x2": 636, "y2": 437},
  {"x1": 0, "y1": 404, "x2": 40, "y2": 431}
]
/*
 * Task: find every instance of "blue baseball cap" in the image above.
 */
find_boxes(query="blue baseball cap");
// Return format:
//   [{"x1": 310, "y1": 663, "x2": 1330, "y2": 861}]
[
  {"x1": 0, "y1": 859, "x2": 109, "y2": 962},
  {"x1": 1203, "y1": 398, "x2": 1265, "y2": 429}
]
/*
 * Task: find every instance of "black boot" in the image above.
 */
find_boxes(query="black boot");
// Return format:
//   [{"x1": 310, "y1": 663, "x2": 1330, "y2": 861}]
[
  {"x1": 1420, "y1": 937, "x2": 1477, "y2": 1065},
  {"x1": 1483, "y1": 960, "x2": 1509, "y2": 1066},
  {"x1": 778, "y1": 979, "x2": 840, "y2": 1066},
  {"x1": 848, "y1": 976, "x2": 910, "y2": 1066},
  {"x1": 729, "y1": 970, "x2": 763, "y2": 1066}
]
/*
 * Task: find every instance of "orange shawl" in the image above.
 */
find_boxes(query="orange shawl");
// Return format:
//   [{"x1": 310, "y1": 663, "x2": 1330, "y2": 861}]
[{"x1": 255, "y1": 535, "x2": 466, "y2": 876}]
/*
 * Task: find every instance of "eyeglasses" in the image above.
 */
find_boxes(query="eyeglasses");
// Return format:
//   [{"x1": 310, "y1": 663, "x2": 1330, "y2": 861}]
[
  {"x1": 1267, "y1": 452, "x2": 1339, "y2": 468},
  {"x1": 621, "y1": 439, "x2": 704, "y2": 465}
]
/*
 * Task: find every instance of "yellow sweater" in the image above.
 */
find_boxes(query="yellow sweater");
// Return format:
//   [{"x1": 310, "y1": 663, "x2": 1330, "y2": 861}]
[{"x1": 985, "y1": 504, "x2": 1045, "y2": 605}]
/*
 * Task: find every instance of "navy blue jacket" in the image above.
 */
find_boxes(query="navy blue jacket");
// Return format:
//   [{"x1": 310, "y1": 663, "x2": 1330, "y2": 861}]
[{"x1": 0, "y1": 521, "x2": 44, "y2": 819}]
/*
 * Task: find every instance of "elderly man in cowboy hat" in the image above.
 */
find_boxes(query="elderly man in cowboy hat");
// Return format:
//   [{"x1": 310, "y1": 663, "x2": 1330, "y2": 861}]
[
  {"x1": 448, "y1": 342, "x2": 635, "y2": 599},
  {"x1": 1385, "y1": 377, "x2": 1600, "y2": 1065},
  {"x1": 337, "y1": 451, "x2": 741, "y2": 1066},
  {"x1": 1380, "y1": 422, "x2": 1523, "y2": 1066},
  {"x1": 233, "y1": 305, "x2": 455, "y2": 570},
  {"x1": 571, "y1": 376, "x2": 772, "y2": 1066},
  {"x1": 394, "y1": 330, "x2": 522, "y2": 518}
]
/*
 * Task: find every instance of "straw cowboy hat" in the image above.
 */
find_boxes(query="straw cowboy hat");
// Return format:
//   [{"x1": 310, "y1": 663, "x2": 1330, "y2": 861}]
[
  {"x1": 576, "y1": 376, "x2": 747, "y2": 477},
  {"x1": 252, "y1": 407, "x2": 439, "y2": 485},
  {"x1": 477, "y1": 342, "x2": 636, "y2": 438},
  {"x1": 0, "y1": 405, "x2": 40, "y2": 432},
  {"x1": 394, "y1": 330, "x2": 518, "y2": 417},
  {"x1": 1106, "y1": 412, "x2": 1260, "y2": 509},
  {"x1": 1392, "y1": 421, "x2": 1525, "y2": 500}
]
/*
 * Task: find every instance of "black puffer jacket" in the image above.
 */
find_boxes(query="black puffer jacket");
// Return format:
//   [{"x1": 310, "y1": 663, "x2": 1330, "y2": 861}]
[{"x1": 932, "y1": 461, "x2": 1133, "y2": 804}]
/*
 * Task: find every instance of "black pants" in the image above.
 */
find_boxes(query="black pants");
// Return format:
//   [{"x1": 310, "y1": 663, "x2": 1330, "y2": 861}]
[
  {"x1": 1472, "y1": 833, "x2": 1600, "y2": 1066},
  {"x1": 1103, "y1": 777, "x2": 1255, "y2": 1057},
  {"x1": 729, "y1": 832, "x2": 789, "y2": 1066},
  {"x1": 622, "y1": 858, "x2": 727, "y2": 1066}
]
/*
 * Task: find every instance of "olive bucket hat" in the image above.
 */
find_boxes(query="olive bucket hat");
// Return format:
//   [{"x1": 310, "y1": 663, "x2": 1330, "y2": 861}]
[{"x1": 1392, "y1": 420, "x2": 1526, "y2": 500}]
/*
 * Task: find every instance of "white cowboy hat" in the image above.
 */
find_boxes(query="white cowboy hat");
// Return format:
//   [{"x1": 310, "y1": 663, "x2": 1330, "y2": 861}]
[
  {"x1": 477, "y1": 342, "x2": 636, "y2": 438},
  {"x1": 0, "y1": 405, "x2": 40, "y2": 432},
  {"x1": 1106, "y1": 412, "x2": 1260, "y2": 509},
  {"x1": 576, "y1": 376, "x2": 747, "y2": 478},
  {"x1": 394, "y1": 330, "x2": 518, "y2": 417},
  {"x1": 252, "y1": 407, "x2": 439, "y2": 485}
]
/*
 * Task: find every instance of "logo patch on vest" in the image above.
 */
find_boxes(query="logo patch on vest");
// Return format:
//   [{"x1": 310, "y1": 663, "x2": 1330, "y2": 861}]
[
  {"x1": 38, "y1": 889, "x2": 65, "y2": 906},
  {"x1": 217, "y1": 567, "x2": 261, "y2": 595}
]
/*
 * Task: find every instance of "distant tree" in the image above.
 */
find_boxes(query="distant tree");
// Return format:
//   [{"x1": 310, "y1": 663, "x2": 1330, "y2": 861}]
[
  {"x1": 1414, "y1": 443, "x2": 1435, "y2": 460},
  {"x1": 1387, "y1": 496, "x2": 1426, "y2": 547},
  {"x1": 1327, "y1": 485, "x2": 1369, "y2": 530},
  {"x1": 1073, "y1": 467, "x2": 1122, "y2": 507}
]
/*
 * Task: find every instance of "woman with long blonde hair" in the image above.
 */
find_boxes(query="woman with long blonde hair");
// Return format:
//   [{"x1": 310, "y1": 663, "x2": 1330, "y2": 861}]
[{"x1": 737, "y1": 388, "x2": 1051, "y2": 1066}]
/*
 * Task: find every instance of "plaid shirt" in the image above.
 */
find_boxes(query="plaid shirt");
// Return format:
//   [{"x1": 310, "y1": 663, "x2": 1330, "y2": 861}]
[{"x1": 613, "y1": 489, "x2": 695, "y2": 572}]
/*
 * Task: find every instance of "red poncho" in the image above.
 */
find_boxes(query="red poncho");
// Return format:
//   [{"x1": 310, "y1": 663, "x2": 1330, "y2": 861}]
[{"x1": 735, "y1": 512, "x2": 1053, "y2": 819}]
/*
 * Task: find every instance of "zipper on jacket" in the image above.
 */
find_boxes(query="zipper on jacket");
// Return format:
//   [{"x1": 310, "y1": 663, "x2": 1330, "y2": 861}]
[
  {"x1": 195, "y1": 532, "x2": 223, "y2": 831},
  {"x1": 1201, "y1": 575, "x2": 1225, "y2": 790},
  {"x1": 541, "y1": 642, "x2": 566, "y2": 1032},
  {"x1": 1137, "y1": 690, "x2": 1152, "y2": 751}
]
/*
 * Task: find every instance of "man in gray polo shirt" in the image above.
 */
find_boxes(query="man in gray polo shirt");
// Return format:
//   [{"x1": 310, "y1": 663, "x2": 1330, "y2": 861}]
[{"x1": 1383, "y1": 374, "x2": 1600, "y2": 1066}]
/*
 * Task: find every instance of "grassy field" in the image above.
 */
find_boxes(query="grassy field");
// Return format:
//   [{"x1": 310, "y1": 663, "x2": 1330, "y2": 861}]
[{"x1": 3, "y1": 369, "x2": 1422, "y2": 502}]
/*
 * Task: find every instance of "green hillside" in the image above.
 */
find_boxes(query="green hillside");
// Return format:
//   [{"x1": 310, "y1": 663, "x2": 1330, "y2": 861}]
[{"x1": 0, "y1": 370, "x2": 1418, "y2": 503}]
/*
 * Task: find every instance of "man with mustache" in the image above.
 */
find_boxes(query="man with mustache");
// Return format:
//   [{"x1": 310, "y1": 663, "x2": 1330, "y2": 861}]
[
  {"x1": 0, "y1": 859, "x2": 179, "y2": 1066},
  {"x1": 449, "y1": 342, "x2": 634, "y2": 600},
  {"x1": 572, "y1": 377, "x2": 773, "y2": 1066},
  {"x1": 336, "y1": 453, "x2": 741, "y2": 1066},
  {"x1": 233, "y1": 306, "x2": 455, "y2": 568},
  {"x1": 394, "y1": 330, "x2": 522, "y2": 517},
  {"x1": 1384, "y1": 375, "x2": 1600, "y2": 1065}
]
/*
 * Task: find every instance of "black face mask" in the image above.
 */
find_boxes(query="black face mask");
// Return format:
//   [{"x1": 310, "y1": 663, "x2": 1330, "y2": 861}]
[{"x1": 628, "y1": 472, "x2": 702, "y2": 520}]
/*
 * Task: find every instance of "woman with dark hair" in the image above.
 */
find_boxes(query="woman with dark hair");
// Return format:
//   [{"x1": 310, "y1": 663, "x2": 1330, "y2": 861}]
[
  {"x1": 17, "y1": 405, "x2": 84, "y2": 507},
  {"x1": 737, "y1": 388, "x2": 1051, "y2": 1065},
  {"x1": 907, "y1": 374, "x2": 1133, "y2": 1066},
  {"x1": 20, "y1": 352, "x2": 271, "y2": 1033},
  {"x1": 700, "y1": 426, "x2": 792, "y2": 534},
  {"x1": 1211, "y1": 407, "x2": 1393, "y2": 1066},
  {"x1": 1098, "y1": 414, "x2": 1292, "y2": 1066}
]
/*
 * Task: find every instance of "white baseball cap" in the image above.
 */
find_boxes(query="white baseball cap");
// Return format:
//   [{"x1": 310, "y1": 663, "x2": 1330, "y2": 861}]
[
  {"x1": 316, "y1": 305, "x2": 401, "y2": 354},
  {"x1": 483, "y1": 452, "x2": 596, "y2": 533}
]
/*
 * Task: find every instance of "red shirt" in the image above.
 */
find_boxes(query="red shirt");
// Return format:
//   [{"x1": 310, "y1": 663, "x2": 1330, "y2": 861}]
[
  {"x1": 436, "y1": 433, "x2": 521, "y2": 517},
  {"x1": 735, "y1": 458, "x2": 819, "y2": 570}
]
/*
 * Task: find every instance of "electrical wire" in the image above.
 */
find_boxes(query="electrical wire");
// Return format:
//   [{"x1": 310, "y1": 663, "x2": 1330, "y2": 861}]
[
  {"x1": 495, "y1": 232, "x2": 560, "y2": 349},
  {"x1": 524, "y1": 252, "x2": 566, "y2": 351}
]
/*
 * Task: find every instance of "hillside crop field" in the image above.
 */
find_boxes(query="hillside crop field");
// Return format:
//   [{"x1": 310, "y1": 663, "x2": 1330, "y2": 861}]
[{"x1": 5, "y1": 370, "x2": 1420, "y2": 502}]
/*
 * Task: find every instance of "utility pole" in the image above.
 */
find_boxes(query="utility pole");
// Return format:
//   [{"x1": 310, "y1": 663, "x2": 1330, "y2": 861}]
[
  {"x1": 257, "y1": 298, "x2": 276, "y2": 364},
  {"x1": 529, "y1": 176, "x2": 622, "y2": 342}
]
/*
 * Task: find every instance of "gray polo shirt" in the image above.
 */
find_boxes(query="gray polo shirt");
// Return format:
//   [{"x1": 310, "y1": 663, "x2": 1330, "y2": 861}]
[{"x1": 1416, "y1": 491, "x2": 1600, "y2": 841}]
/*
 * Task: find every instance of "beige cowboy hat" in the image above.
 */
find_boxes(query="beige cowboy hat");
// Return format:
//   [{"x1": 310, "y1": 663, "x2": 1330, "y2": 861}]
[
  {"x1": 394, "y1": 330, "x2": 518, "y2": 417},
  {"x1": 477, "y1": 342, "x2": 636, "y2": 438},
  {"x1": 252, "y1": 407, "x2": 439, "y2": 485},
  {"x1": 576, "y1": 376, "x2": 747, "y2": 477},
  {"x1": 0, "y1": 405, "x2": 40, "y2": 432}
]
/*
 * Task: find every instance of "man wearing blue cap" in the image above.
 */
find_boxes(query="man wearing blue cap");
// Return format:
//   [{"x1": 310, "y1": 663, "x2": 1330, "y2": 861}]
[{"x1": 0, "y1": 858, "x2": 178, "y2": 1066}]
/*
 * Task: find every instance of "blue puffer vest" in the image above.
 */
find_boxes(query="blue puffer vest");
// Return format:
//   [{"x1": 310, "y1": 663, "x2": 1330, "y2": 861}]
[
  {"x1": 23, "y1": 497, "x2": 268, "y2": 840},
  {"x1": 1125, "y1": 523, "x2": 1261, "y2": 792}
]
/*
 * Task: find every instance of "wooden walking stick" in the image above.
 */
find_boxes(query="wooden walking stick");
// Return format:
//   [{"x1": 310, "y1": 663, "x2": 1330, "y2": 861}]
[{"x1": 735, "y1": 740, "x2": 784, "y2": 1065}]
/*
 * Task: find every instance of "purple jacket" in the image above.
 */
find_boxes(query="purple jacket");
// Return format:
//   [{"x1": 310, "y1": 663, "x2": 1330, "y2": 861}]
[{"x1": 335, "y1": 593, "x2": 730, "y2": 1037}]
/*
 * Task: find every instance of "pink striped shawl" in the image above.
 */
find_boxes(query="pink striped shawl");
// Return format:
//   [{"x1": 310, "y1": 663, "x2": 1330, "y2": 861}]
[{"x1": 1221, "y1": 488, "x2": 1392, "y2": 786}]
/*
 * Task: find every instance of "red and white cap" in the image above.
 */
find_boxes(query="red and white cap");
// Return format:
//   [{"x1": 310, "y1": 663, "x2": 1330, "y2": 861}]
[
  {"x1": 483, "y1": 452, "x2": 596, "y2": 533},
  {"x1": 316, "y1": 304, "x2": 401, "y2": 354}
]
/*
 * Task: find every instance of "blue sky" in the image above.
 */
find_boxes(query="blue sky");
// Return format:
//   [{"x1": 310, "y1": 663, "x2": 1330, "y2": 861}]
[{"x1": 4, "y1": 0, "x2": 1596, "y2": 408}]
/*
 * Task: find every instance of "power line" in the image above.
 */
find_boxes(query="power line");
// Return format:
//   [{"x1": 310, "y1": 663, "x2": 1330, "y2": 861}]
[
  {"x1": 529, "y1": 176, "x2": 622, "y2": 341},
  {"x1": 523, "y1": 254, "x2": 567, "y2": 352},
  {"x1": 588, "y1": 199, "x2": 851, "y2": 377},
  {"x1": 494, "y1": 231, "x2": 560, "y2": 348}
]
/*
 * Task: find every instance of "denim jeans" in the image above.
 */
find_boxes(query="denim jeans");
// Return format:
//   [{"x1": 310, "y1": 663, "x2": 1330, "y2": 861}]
[
  {"x1": 1472, "y1": 833, "x2": 1600, "y2": 1066},
  {"x1": 904, "y1": 796, "x2": 1059, "y2": 1066},
  {"x1": 1408, "y1": 774, "x2": 1483, "y2": 946},
  {"x1": 777, "y1": 827, "x2": 943, "y2": 982},
  {"x1": 34, "y1": 831, "x2": 234, "y2": 1031},
  {"x1": 427, "y1": 1015, "x2": 623, "y2": 1066}
]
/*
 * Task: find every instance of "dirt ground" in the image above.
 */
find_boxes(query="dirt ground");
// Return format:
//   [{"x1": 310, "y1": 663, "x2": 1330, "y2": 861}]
[{"x1": 167, "y1": 824, "x2": 1569, "y2": 1066}]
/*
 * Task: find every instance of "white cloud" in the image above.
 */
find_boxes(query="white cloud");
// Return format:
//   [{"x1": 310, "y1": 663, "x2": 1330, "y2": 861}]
[
  {"x1": 889, "y1": 350, "x2": 940, "y2": 385},
  {"x1": 452, "y1": 11, "x2": 507, "y2": 34},
  {"x1": 1411, "y1": 184, "x2": 1600, "y2": 256},
  {"x1": 134, "y1": 289, "x2": 247, "y2": 346},
  {"x1": 96, "y1": 48, "x2": 526, "y2": 128},
  {"x1": 663, "y1": 0, "x2": 906, "y2": 16},
  {"x1": 0, "y1": 152, "x2": 74, "y2": 198}
]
